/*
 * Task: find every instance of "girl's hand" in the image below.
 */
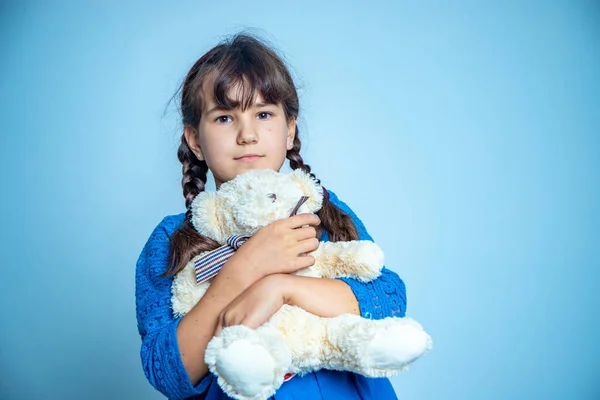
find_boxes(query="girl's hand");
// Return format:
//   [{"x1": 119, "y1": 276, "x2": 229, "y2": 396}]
[
  {"x1": 224, "y1": 213, "x2": 321, "y2": 281},
  {"x1": 214, "y1": 274, "x2": 291, "y2": 336}
]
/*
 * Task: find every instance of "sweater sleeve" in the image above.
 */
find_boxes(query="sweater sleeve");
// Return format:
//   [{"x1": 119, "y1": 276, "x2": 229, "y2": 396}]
[
  {"x1": 135, "y1": 215, "x2": 214, "y2": 400},
  {"x1": 327, "y1": 191, "x2": 407, "y2": 320}
]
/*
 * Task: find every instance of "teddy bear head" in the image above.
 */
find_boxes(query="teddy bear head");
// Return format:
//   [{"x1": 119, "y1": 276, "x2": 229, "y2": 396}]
[{"x1": 190, "y1": 169, "x2": 323, "y2": 244}]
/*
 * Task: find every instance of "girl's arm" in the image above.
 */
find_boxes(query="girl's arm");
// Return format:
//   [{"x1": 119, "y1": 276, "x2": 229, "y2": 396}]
[
  {"x1": 136, "y1": 213, "x2": 320, "y2": 400},
  {"x1": 226, "y1": 267, "x2": 403, "y2": 326},
  {"x1": 273, "y1": 267, "x2": 406, "y2": 320},
  {"x1": 216, "y1": 191, "x2": 408, "y2": 334},
  {"x1": 136, "y1": 217, "x2": 263, "y2": 399},
  {"x1": 215, "y1": 274, "x2": 359, "y2": 334}
]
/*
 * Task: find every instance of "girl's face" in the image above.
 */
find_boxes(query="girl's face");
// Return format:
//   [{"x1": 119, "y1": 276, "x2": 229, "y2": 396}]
[{"x1": 185, "y1": 76, "x2": 296, "y2": 189}]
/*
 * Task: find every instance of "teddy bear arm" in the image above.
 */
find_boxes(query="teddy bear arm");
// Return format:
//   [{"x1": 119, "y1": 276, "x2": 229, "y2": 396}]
[
  {"x1": 311, "y1": 241, "x2": 384, "y2": 282},
  {"x1": 171, "y1": 254, "x2": 212, "y2": 318}
]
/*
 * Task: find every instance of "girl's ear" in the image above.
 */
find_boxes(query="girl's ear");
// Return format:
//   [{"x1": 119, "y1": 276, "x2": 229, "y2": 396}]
[
  {"x1": 286, "y1": 118, "x2": 296, "y2": 151},
  {"x1": 289, "y1": 169, "x2": 323, "y2": 212},
  {"x1": 184, "y1": 125, "x2": 204, "y2": 160},
  {"x1": 190, "y1": 192, "x2": 222, "y2": 241}
]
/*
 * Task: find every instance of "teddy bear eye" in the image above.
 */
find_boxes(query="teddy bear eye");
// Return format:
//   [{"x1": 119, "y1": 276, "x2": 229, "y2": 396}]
[{"x1": 267, "y1": 193, "x2": 277, "y2": 202}]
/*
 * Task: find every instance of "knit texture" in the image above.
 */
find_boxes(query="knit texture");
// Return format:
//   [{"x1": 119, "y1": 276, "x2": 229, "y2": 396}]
[
  {"x1": 135, "y1": 190, "x2": 407, "y2": 399},
  {"x1": 326, "y1": 191, "x2": 407, "y2": 320}
]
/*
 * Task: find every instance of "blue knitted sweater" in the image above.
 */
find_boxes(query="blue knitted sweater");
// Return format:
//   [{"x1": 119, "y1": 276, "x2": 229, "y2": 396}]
[{"x1": 135, "y1": 190, "x2": 407, "y2": 399}]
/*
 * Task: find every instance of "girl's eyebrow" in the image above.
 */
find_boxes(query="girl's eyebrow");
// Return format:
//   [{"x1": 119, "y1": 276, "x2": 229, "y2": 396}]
[
  {"x1": 255, "y1": 101, "x2": 276, "y2": 107},
  {"x1": 205, "y1": 105, "x2": 231, "y2": 115},
  {"x1": 205, "y1": 101, "x2": 276, "y2": 115}
]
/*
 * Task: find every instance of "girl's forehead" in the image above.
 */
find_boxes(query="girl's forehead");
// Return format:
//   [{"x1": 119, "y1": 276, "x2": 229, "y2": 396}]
[{"x1": 201, "y1": 74, "x2": 267, "y2": 112}]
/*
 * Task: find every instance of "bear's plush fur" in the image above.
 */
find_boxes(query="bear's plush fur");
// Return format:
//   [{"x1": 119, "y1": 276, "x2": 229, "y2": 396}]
[{"x1": 171, "y1": 169, "x2": 432, "y2": 400}]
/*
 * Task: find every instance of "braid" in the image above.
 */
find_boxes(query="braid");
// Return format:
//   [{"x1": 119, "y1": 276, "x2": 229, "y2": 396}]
[
  {"x1": 178, "y1": 135, "x2": 209, "y2": 209},
  {"x1": 164, "y1": 133, "x2": 220, "y2": 276},
  {"x1": 286, "y1": 132, "x2": 319, "y2": 184},
  {"x1": 287, "y1": 128, "x2": 358, "y2": 242}
]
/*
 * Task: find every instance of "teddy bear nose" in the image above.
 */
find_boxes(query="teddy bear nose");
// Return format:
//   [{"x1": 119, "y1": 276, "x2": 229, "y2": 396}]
[{"x1": 267, "y1": 193, "x2": 277, "y2": 202}]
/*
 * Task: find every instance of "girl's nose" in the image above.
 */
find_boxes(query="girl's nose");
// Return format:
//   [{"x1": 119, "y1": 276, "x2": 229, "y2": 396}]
[{"x1": 236, "y1": 120, "x2": 259, "y2": 144}]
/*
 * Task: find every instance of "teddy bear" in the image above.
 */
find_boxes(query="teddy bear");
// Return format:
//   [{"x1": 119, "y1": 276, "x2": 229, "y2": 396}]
[{"x1": 171, "y1": 169, "x2": 432, "y2": 400}]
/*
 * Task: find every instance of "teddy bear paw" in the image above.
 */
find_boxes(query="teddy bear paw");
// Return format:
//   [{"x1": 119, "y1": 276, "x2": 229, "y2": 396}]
[
  {"x1": 364, "y1": 318, "x2": 432, "y2": 371},
  {"x1": 205, "y1": 325, "x2": 291, "y2": 400}
]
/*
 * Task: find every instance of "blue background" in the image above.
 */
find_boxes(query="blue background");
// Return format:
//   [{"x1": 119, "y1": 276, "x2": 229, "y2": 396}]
[{"x1": 1, "y1": 1, "x2": 599, "y2": 399}]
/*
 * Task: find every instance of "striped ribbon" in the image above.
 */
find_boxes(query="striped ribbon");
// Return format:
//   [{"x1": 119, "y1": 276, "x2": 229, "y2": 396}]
[
  {"x1": 195, "y1": 235, "x2": 249, "y2": 283},
  {"x1": 194, "y1": 195, "x2": 310, "y2": 284}
]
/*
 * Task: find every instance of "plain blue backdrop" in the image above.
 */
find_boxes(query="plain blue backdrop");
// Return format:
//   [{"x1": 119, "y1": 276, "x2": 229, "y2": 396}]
[{"x1": 1, "y1": 1, "x2": 598, "y2": 399}]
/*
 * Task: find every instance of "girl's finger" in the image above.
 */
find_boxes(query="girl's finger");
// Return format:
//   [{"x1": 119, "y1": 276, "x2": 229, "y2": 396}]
[
  {"x1": 296, "y1": 237, "x2": 320, "y2": 255},
  {"x1": 285, "y1": 213, "x2": 321, "y2": 229},
  {"x1": 293, "y1": 254, "x2": 316, "y2": 270},
  {"x1": 292, "y1": 225, "x2": 318, "y2": 241}
]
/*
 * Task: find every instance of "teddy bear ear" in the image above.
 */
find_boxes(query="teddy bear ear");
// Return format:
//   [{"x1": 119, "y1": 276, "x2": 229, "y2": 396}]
[
  {"x1": 289, "y1": 169, "x2": 323, "y2": 212},
  {"x1": 190, "y1": 191, "x2": 222, "y2": 241}
]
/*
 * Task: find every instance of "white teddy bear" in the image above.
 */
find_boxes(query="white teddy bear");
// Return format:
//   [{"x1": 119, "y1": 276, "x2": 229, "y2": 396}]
[{"x1": 172, "y1": 169, "x2": 432, "y2": 400}]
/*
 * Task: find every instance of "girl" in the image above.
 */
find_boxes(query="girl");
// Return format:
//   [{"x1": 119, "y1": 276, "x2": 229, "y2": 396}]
[{"x1": 135, "y1": 33, "x2": 407, "y2": 400}]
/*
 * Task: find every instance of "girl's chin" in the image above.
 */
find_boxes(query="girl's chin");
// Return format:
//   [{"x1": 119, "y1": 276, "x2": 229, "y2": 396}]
[{"x1": 236, "y1": 162, "x2": 273, "y2": 172}]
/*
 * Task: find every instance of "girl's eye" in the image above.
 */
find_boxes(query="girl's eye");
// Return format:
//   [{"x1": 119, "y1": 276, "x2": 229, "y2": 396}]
[
  {"x1": 257, "y1": 112, "x2": 272, "y2": 120},
  {"x1": 216, "y1": 115, "x2": 232, "y2": 123}
]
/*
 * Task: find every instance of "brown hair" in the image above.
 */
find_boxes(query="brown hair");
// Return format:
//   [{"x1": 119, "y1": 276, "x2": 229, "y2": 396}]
[{"x1": 165, "y1": 33, "x2": 358, "y2": 276}]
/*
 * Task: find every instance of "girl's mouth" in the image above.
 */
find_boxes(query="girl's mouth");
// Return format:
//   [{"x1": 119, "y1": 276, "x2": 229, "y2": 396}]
[{"x1": 235, "y1": 154, "x2": 263, "y2": 162}]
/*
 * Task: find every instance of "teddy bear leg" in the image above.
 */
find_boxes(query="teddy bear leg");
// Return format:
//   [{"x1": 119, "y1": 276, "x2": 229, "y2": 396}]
[
  {"x1": 204, "y1": 324, "x2": 292, "y2": 400},
  {"x1": 361, "y1": 317, "x2": 432, "y2": 372},
  {"x1": 325, "y1": 315, "x2": 432, "y2": 377}
]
